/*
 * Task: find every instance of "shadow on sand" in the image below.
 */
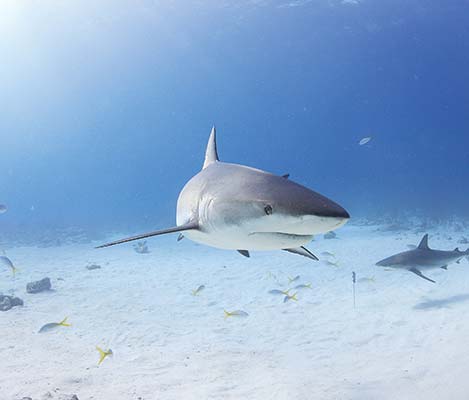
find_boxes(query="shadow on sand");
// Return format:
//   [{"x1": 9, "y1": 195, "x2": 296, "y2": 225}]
[{"x1": 414, "y1": 293, "x2": 469, "y2": 310}]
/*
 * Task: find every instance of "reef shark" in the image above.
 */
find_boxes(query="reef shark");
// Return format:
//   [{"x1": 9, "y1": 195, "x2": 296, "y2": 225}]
[
  {"x1": 376, "y1": 234, "x2": 469, "y2": 283},
  {"x1": 97, "y1": 127, "x2": 350, "y2": 259}
]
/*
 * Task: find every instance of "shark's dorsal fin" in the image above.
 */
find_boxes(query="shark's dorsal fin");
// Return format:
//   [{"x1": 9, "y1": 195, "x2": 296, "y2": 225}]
[
  {"x1": 417, "y1": 234, "x2": 430, "y2": 250},
  {"x1": 203, "y1": 126, "x2": 219, "y2": 169}
]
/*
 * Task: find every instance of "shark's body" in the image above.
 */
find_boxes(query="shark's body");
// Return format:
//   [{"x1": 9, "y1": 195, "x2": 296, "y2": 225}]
[
  {"x1": 376, "y1": 234, "x2": 469, "y2": 283},
  {"x1": 98, "y1": 127, "x2": 349, "y2": 259}
]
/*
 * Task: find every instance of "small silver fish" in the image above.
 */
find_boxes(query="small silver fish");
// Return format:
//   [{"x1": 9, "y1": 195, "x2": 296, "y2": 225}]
[
  {"x1": 288, "y1": 275, "x2": 300, "y2": 284},
  {"x1": 0, "y1": 204, "x2": 7, "y2": 214},
  {"x1": 359, "y1": 136, "x2": 372, "y2": 145},
  {"x1": 192, "y1": 285, "x2": 205, "y2": 296},
  {"x1": 321, "y1": 251, "x2": 335, "y2": 257},
  {"x1": 325, "y1": 259, "x2": 340, "y2": 267},
  {"x1": 133, "y1": 241, "x2": 149, "y2": 254}
]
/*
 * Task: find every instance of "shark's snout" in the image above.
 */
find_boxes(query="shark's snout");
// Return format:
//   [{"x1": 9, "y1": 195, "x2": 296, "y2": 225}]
[
  {"x1": 298, "y1": 196, "x2": 350, "y2": 233},
  {"x1": 314, "y1": 201, "x2": 350, "y2": 220}
]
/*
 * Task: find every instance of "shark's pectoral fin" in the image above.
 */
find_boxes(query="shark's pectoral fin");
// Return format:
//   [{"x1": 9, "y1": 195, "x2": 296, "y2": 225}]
[
  {"x1": 409, "y1": 267, "x2": 435, "y2": 283},
  {"x1": 177, "y1": 233, "x2": 185, "y2": 242},
  {"x1": 96, "y1": 221, "x2": 199, "y2": 249},
  {"x1": 283, "y1": 246, "x2": 319, "y2": 261},
  {"x1": 441, "y1": 265, "x2": 448, "y2": 270},
  {"x1": 237, "y1": 250, "x2": 250, "y2": 258}
]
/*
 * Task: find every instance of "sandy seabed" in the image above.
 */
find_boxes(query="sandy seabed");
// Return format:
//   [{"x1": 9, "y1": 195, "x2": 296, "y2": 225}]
[{"x1": 2, "y1": 224, "x2": 469, "y2": 400}]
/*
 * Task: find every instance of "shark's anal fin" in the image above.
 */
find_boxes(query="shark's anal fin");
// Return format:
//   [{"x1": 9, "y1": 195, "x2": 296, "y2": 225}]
[
  {"x1": 96, "y1": 221, "x2": 199, "y2": 249},
  {"x1": 441, "y1": 265, "x2": 448, "y2": 270},
  {"x1": 237, "y1": 250, "x2": 250, "y2": 258},
  {"x1": 409, "y1": 267, "x2": 435, "y2": 283},
  {"x1": 283, "y1": 246, "x2": 319, "y2": 261}
]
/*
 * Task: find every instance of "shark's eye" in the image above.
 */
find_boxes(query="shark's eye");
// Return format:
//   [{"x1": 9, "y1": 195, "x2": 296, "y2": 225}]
[{"x1": 264, "y1": 205, "x2": 273, "y2": 215}]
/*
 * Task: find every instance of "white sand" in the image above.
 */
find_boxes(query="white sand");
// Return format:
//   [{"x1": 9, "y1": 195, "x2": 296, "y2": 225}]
[{"x1": 2, "y1": 224, "x2": 469, "y2": 400}]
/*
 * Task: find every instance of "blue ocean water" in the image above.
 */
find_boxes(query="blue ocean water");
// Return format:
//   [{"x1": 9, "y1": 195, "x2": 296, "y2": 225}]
[
  {"x1": 3, "y1": 3, "x2": 469, "y2": 399},
  {"x1": 1, "y1": 1, "x2": 468, "y2": 235}
]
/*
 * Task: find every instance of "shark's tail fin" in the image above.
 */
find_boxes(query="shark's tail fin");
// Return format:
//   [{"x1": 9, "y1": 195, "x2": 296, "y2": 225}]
[
  {"x1": 96, "y1": 346, "x2": 112, "y2": 365},
  {"x1": 59, "y1": 317, "x2": 71, "y2": 327}
]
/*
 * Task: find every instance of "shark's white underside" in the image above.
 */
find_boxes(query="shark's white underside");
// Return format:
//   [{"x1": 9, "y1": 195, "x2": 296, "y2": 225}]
[{"x1": 179, "y1": 213, "x2": 346, "y2": 250}]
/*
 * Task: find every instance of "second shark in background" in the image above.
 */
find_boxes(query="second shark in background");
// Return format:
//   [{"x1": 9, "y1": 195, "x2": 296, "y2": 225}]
[{"x1": 376, "y1": 234, "x2": 469, "y2": 283}]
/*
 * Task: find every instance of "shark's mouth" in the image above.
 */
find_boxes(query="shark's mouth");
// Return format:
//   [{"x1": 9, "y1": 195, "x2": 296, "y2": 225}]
[
  {"x1": 246, "y1": 231, "x2": 315, "y2": 249},
  {"x1": 248, "y1": 232, "x2": 313, "y2": 240}
]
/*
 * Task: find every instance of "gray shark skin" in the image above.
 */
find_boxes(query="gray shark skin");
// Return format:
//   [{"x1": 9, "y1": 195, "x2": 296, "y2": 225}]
[
  {"x1": 97, "y1": 127, "x2": 350, "y2": 259},
  {"x1": 376, "y1": 234, "x2": 469, "y2": 283}
]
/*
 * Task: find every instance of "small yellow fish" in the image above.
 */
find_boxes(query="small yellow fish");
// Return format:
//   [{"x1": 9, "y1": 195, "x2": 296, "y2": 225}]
[
  {"x1": 0, "y1": 255, "x2": 18, "y2": 276},
  {"x1": 288, "y1": 275, "x2": 300, "y2": 284},
  {"x1": 268, "y1": 289, "x2": 291, "y2": 296},
  {"x1": 294, "y1": 283, "x2": 312, "y2": 290},
  {"x1": 96, "y1": 346, "x2": 113, "y2": 365},
  {"x1": 38, "y1": 317, "x2": 71, "y2": 333},
  {"x1": 283, "y1": 292, "x2": 298, "y2": 303},
  {"x1": 224, "y1": 309, "x2": 249, "y2": 319},
  {"x1": 358, "y1": 276, "x2": 375, "y2": 283},
  {"x1": 191, "y1": 285, "x2": 205, "y2": 296}
]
